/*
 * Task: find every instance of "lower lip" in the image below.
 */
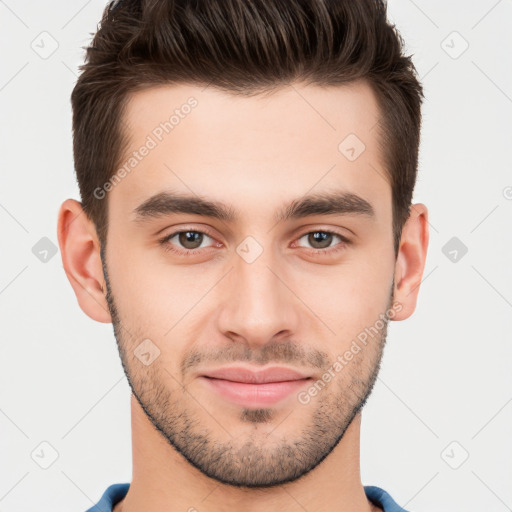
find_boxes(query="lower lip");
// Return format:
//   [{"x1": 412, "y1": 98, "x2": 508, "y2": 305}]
[{"x1": 201, "y1": 377, "x2": 311, "y2": 407}]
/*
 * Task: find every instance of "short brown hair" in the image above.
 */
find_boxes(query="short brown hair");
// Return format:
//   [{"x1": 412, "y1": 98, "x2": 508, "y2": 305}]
[{"x1": 71, "y1": 0, "x2": 424, "y2": 255}]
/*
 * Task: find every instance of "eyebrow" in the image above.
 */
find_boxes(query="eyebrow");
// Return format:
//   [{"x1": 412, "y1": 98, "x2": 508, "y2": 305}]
[{"x1": 132, "y1": 190, "x2": 375, "y2": 225}]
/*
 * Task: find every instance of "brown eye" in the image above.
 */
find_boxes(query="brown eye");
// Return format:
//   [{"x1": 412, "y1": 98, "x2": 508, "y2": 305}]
[
  {"x1": 308, "y1": 231, "x2": 334, "y2": 249},
  {"x1": 297, "y1": 230, "x2": 347, "y2": 251},
  {"x1": 160, "y1": 229, "x2": 216, "y2": 254},
  {"x1": 177, "y1": 231, "x2": 204, "y2": 249}
]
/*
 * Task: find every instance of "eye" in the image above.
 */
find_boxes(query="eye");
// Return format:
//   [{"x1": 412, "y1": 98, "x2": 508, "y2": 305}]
[
  {"x1": 159, "y1": 229, "x2": 218, "y2": 255},
  {"x1": 158, "y1": 228, "x2": 350, "y2": 257},
  {"x1": 295, "y1": 230, "x2": 350, "y2": 254}
]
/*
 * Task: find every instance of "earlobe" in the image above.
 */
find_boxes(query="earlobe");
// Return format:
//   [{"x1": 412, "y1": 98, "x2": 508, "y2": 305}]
[
  {"x1": 391, "y1": 203, "x2": 430, "y2": 321},
  {"x1": 57, "y1": 199, "x2": 112, "y2": 323}
]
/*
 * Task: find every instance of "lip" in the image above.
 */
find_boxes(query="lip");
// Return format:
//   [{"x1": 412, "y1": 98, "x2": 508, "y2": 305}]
[
  {"x1": 201, "y1": 366, "x2": 310, "y2": 384},
  {"x1": 199, "y1": 366, "x2": 312, "y2": 407}
]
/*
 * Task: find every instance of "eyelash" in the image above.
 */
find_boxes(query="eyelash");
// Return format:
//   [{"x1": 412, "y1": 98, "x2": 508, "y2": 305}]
[{"x1": 158, "y1": 227, "x2": 351, "y2": 257}]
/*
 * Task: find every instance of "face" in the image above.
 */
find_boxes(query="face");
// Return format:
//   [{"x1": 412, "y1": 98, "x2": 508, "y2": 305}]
[{"x1": 100, "y1": 81, "x2": 399, "y2": 487}]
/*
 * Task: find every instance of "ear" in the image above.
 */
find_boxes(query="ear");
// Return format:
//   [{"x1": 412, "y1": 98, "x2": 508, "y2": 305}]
[
  {"x1": 57, "y1": 199, "x2": 112, "y2": 323},
  {"x1": 392, "y1": 203, "x2": 430, "y2": 321}
]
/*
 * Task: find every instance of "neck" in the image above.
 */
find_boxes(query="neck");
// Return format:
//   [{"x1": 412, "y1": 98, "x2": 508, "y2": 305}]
[{"x1": 114, "y1": 394, "x2": 380, "y2": 512}]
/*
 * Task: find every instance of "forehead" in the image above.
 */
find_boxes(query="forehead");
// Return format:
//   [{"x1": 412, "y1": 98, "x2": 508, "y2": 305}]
[{"x1": 112, "y1": 80, "x2": 390, "y2": 223}]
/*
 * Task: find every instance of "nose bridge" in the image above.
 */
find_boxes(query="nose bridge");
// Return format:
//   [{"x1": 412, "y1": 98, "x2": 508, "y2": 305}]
[{"x1": 217, "y1": 242, "x2": 299, "y2": 346}]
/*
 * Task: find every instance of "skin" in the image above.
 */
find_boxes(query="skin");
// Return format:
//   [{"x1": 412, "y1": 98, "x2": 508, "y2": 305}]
[{"x1": 57, "y1": 80, "x2": 429, "y2": 512}]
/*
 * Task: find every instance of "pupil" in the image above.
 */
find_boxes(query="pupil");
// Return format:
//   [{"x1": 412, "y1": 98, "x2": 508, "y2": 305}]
[
  {"x1": 310, "y1": 232, "x2": 331, "y2": 249},
  {"x1": 179, "y1": 231, "x2": 202, "y2": 249}
]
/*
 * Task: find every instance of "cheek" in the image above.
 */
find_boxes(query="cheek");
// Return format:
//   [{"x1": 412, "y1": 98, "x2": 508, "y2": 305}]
[
  {"x1": 107, "y1": 220, "x2": 394, "y2": 344},
  {"x1": 108, "y1": 247, "x2": 215, "y2": 341},
  {"x1": 294, "y1": 252, "x2": 394, "y2": 341},
  {"x1": 303, "y1": 285, "x2": 387, "y2": 344}
]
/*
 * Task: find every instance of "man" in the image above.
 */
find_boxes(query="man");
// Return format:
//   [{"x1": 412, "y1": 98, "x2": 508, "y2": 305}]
[{"x1": 57, "y1": 0, "x2": 429, "y2": 511}]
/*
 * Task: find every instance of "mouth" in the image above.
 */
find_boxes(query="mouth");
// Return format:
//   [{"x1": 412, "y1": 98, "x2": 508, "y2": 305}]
[{"x1": 199, "y1": 366, "x2": 313, "y2": 407}]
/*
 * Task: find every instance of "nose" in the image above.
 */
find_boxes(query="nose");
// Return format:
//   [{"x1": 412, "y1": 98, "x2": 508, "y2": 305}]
[{"x1": 216, "y1": 245, "x2": 301, "y2": 350}]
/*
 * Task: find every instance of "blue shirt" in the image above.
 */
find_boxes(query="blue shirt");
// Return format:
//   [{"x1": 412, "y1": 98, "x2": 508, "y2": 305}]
[{"x1": 85, "y1": 483, "x2": 411, "y2": 511}]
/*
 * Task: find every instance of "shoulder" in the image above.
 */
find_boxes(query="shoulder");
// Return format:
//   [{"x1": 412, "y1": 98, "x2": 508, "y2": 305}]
[
  {"x1": 364, "y1": 485, "x2": 412, "y2": 512},
  {"x1": 84, "y1": 483, "x2": 130, "y2": 512}
]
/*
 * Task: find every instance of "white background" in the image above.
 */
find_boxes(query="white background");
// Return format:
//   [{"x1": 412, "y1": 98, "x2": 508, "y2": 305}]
[{"x1": 0, "y1": 1, "x2": 511, "y2": 511}]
